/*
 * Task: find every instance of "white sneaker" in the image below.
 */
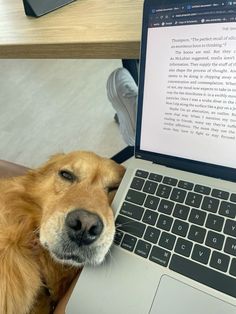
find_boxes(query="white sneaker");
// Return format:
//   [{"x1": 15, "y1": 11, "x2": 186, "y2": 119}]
[{"x1": 107, "y1": 68, "x2": 138, "y2": 146}]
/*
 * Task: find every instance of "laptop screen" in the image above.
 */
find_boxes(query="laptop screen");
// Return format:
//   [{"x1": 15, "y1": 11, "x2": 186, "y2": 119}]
[{"x1": 136, "y1": 0, "x2": 236, "y2": 180}]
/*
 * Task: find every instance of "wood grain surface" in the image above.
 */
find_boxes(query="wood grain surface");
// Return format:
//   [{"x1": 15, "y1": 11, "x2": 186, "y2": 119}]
[{"x1": 0, "y1": 0, "x2": 143, "y2": 58}]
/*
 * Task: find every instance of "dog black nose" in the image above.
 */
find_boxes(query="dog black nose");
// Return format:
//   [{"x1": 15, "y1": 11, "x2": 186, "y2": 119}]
[{"x1": 65, "y1": 209, "x2": 104, "y2": 246}]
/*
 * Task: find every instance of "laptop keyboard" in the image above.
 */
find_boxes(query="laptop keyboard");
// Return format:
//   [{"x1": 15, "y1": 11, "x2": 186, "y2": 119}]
[{"x1": 114, "y1": 169, "x2": 236, "y2": 298}]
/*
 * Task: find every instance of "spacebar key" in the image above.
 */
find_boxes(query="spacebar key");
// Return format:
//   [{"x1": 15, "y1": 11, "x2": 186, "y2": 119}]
[
  {"x1": 116, "y1": 215, "x2": 146, "y2": 238},
  {"x1": 170, "y1": 254, "x2": 236, "y2": 298}
]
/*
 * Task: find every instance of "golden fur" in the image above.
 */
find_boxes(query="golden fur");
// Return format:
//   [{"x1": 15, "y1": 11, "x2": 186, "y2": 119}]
[{"x1": 0, "y1": 151, "x2": 125, "y2": 314}]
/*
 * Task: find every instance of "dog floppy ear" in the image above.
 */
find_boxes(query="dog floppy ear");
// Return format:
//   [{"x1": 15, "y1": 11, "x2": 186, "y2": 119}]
[
  {"x1": 108, "y1": 189, "x2": 117, "y2": 204},
  {"x1": 107, "y1": 162, "x2": 126, "y2": 204}
]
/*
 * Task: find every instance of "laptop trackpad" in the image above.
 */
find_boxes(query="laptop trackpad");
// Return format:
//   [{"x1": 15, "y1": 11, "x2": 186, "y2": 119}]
[{"x1": 150, "y1": 275, "x2": 235, "y2": 314}]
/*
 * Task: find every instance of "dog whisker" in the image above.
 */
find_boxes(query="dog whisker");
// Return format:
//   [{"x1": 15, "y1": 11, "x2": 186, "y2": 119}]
[
  {"x1": 115, "y1": 221, "x2": 133, "y2": 228},
  {"x1": 115, "y1": 221, "x2": 141, "y2": 232},
  {"x1": 33, "y1": 226, "x2": 40, "y2": 237}
]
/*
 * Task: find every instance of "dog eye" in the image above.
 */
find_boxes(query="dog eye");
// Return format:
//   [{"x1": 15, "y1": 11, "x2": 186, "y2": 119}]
[
  {"x1": 58, "y1": 170, "x2": 76, "y2": 182},
  {"x1": 107, "y1": 186, "x2": 118, "y2": 193}
]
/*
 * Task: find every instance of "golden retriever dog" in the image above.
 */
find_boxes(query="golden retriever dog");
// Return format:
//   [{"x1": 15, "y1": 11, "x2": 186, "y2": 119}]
[{"x1": 0, "y1": 151, "x2": 125, "y2": 314}]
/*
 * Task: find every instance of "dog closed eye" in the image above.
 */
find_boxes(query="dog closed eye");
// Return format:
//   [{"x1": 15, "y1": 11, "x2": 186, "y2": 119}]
[
  {"x1": 58, "y1": 169, "x2": 77, "y2": 183},
  {"x1": 106, "y1": 186, "x2": 119, "y2": 193}
]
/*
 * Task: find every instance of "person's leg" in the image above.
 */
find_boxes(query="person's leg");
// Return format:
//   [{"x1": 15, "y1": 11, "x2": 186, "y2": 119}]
[{"x1": 107, "y1": 68, "x2": 138, "y2": 146}]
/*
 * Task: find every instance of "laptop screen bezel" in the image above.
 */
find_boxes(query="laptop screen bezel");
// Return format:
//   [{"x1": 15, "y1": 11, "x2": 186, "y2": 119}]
[{"x1": 135, "y1": 0, "x2": 236, "y2": 183}]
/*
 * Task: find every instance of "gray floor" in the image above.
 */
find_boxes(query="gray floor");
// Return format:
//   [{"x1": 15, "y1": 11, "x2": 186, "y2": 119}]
[{"x1": 0, "y1": 60, "x2": 125, "y2": 168}]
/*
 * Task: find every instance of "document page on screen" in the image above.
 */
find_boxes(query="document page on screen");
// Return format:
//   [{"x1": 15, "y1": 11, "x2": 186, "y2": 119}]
[{"x1": 140, "y1": 21, "x2": 236, "y2": 169}]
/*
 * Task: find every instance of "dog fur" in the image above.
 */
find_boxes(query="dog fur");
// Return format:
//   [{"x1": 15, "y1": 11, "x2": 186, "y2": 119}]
[{"x1": 0, "y1": 151, "x2": 125, "y2": 314}]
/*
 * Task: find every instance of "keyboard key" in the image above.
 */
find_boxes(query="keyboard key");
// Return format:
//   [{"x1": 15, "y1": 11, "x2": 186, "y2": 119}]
[
  {"x1": 135, "y1": 169, "x2": 148, "y2": 178},
  {"x1": 130, "y1": 177, "x2": 145, "y2": 190},
  {"x1": 224, "y1": 237, "x2": 236, "y2": 256},
  {"x1": 163, "y1": 176, "x2": 178, "y2": 186},
  {"x1": 170, "y1": 188, "x2": 187, "y2": 203},
  {"x1": 194, "y1": 184, "x2": 211, "y2": 195},
  {"x1": 178, "y1": 180, "x2": 194, "y2": 191},
  {"x1": 149, "y1": 246, "x2": 171, "y2": 267},
  {"x1": 191, "y1": 244, "x2": 211, "y2": 264},
  {"x1": 185, "y1": 192, "x2": 202, "y2": 208},
  {"x1": 229, "y1": 258, "x2": 236, "y2": 277},
  {"x1": 172, "y1": 219, "x2": 189, "y2": 237},
  {"x1": 114, "y1": 230, "x2": 124, "y2": 245},
  {"x1": 149, "y1": 173, "x2": 163, "y2": 182},
  {"x1": 211, "y1": 189, "x2": 229, "y2": 200},
  {"x1": 158, "y1": 232, "x2": 176, "y2": 250},
  {"x1": 205, "y1": 213, "x2": 224, "y2": 232},
  {"x1": 120, "y1": 202, "x2": 144, "y2": 220},
  {"x1": 134, "y1": 240, "x2": 152, "y2": 258},
  {"x1": 188, "y1": 225, "x2": 206, "y2": 243},
  {"x1": 230, "y1": 193, "x2": 236, "y2": 203},
  {"x1": 224, "y1": 219, "x2": 236, "y2": 237},
  {"x1": 201, "y1": 196, "x2": 219, "y2": 213},
  {"x1": 121, "y1": 234, "x2": 137, "y2": 252},
  {"x1": 219, "y1": 201, "x2": 236, "y2": 219},
  {"x1": 143, "y1": 180, "x2": 158, "y2": 194},
  {"x1": 205, "y1": 231, "x2": 224, "y2": 250},
  {"x1": 173, "y1": 204, "x2": 190, "y2": 220},
  {"x1": 144, "y1": 195, "x2": 160, "y2": 210},
  {"x1": 142, "y1": 210, "x2": 158, "y2": 226},
  {"x1": 210, "y1": 251, "x2": 230, "y2": 272},
  {"x1": 174, "y1": 238, "x2": 193, "y2": 257},
  {"x1": 156, "y1": 214, "x2": 173, "y2": 231},
  {"x1": 188, "y1": 208, "x2": 206, "y2": 226},
  {"x1": 156, "y1": 184, "x2": 172, "y2": 198},
  {"x1": 125, "y1": 189, "x2": 146, "y2": 206},
  {"x1": 158, "y1": 199, "x2": 174, "y2": 215},
  {"x1": 144, "y1": 226, "x2": 160, "y2": 244},
  {"x1": 170, "y1": 254, "x2": 236, "y2": 298},
  {"x1": 116, "y1": 215, "x2": 146, "y2": 238}
]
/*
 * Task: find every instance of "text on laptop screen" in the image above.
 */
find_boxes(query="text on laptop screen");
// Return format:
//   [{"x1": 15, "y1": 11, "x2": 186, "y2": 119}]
[{"x1": 140, "y1": 1, "x2": 236, "y2": 169}]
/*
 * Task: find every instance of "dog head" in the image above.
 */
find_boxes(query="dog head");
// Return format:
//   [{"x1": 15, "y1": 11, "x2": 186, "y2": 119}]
[{"x1": 30, "y1": 151, "x2": 125, "y2": 267}]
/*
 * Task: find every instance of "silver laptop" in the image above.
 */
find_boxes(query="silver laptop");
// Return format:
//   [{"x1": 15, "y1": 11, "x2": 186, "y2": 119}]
[{"x1": 67, "y1": 0, "x2": 236, "y2": 312}]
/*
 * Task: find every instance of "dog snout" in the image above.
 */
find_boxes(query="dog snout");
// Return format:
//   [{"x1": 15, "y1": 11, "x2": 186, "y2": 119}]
[{"x1": 65, "y1": 209, "x2": 104, "y2": 246}]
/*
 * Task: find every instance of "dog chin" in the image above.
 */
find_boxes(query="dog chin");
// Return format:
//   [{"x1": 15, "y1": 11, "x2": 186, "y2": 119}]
[
  {"x1": 48, "y1": 244, "x2": 109, "y2": 267},
  {"x1": 50, "y1": 250, "x2": 85, "y2": 267}
]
